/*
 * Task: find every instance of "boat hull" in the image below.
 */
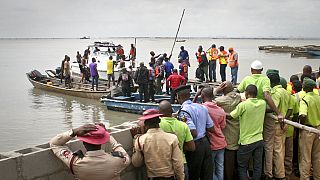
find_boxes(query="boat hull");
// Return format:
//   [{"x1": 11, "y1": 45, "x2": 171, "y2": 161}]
[
  {"x1": 101, "y1": 98, "x2": 181, "y2": 114},
  {"x1": 27, "y1": 74, "x2": 109, "y2": 99}
]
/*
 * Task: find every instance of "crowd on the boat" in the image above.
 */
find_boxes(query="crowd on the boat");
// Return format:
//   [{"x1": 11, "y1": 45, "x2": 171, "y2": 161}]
[
  {"x1": 58, "y1": 44, "x2": 238, "y2": 98},
  {"x1": 50, "y1": 57, "x2": 320, "y2": 180}
]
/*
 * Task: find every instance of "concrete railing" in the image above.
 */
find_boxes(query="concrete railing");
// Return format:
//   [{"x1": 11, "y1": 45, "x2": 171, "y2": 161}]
[{"x1": 0, "y1": 121, "x2": 141, "y2": 180}]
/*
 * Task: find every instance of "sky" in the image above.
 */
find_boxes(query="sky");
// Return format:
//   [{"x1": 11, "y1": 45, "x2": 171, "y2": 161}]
[{"x1": 1, "y1": 0, "x2": 320, "y2": 38}]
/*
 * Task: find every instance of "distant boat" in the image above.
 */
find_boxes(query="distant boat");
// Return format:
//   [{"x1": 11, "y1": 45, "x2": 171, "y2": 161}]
[
  {"x1": 307, "y1": 50, "x2": 320, "y2": 56},
  {"x1": 176, "y1": 39, "x2": 186, "y2": 42},
  {"x1": 80, "y1": 36, "x2": 90, "y2": 39}
]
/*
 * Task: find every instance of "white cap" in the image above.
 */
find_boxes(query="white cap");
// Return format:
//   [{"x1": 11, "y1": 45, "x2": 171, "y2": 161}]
[{"x1": 251, "y1": 60, "x2": 263, "y2": 70}]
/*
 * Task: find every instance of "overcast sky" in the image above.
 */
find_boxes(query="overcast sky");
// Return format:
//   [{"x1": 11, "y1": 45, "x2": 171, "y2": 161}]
[{"x1": 1, "y1": 0, "x2": 320, "y2": 38}]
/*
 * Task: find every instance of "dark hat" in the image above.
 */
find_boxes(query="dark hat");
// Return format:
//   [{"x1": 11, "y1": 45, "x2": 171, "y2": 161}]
[
  {"x1": 279, "y1": 77, "x2": 287, "y2": 88},
  {"x1": 303, "y1": 77, "x2": 316, "y2": 88},
  {"x1": 175, "y1": 85, "x2": 191, "y2": 94},
  {"x1": 266, "y1": 69, "x2": 279, "y2": 76}
]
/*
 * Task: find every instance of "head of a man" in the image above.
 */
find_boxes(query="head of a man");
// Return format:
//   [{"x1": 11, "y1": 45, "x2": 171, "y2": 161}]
[
  {"x1": 140, "y1": 62, "x2": 144, "y2": 67},
  {"x1": 92, "y1": 58, "x2": 96, "y2": 63},
  {"x1": 266, "y1": 69, "x2": 280, "y2": 87},
  {"x1": 78, "y1": 125, "x2": 110, "y2": 151},
  {"x1": 180, "y1": 46, "x2": 184, "y2": 51},
  {"x1": 290, "y1": 75, "x2": 299, "y2": 82},
  {"x1": 303, "y1": 65, "x2": 312, "y2": 75},
  {"x1": 303, "y1": 78, "x2": 316, "y2": 92},
  {"x1": 173, "y1": 69, "x2": 178, "y2": 73},
  {"x1": 138, "y1": 110, "x2": 162, "y2": 131},
  {"x1": 176, "y1": 85, "x2": 191, "y2": 105},
  {"x1": 198, "y1": 46, "x2": 203, "y2": 52},
  {"x1": 250, "y1": 60, "x2": 263, "y2": 74},
  {"x1": 109, "y1": 56, "x2": 113, "y2": 60},
  {"x1": 219, "y1": 46, "x2": 224, "y2": 51},
  {"x1": 150, "y1": 51, "x2": 155, "y2": 56},
  {"x1": 201, "y1": 87, "x2": 214, "y2": 102},
  {"x1": 211, "y1": 44, "x2": 216, "y2": 48},
  {"x1": 159, "y1": 100, "x2": 173, "y2": 117},
  {"x1": 245, "y1": 84, "x2": 258, "y2": 99},
  {"x1": 228, "y1": 47, "x2": 234, "y2": 53}
]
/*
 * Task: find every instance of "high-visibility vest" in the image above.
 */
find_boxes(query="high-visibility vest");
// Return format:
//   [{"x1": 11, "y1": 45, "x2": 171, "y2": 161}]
[
  {"x1": 207, "y1": 48, "x2": 219, "y2": 61},
  {"x1": 287, "y1": 82, "x2": 295, "y2": 94},
  {"x1": 219, "y1": 51, "x2": 228, "y2": 65},
  {"x1": 228, "y1": 52, "x2": 238, "y2": 67}
]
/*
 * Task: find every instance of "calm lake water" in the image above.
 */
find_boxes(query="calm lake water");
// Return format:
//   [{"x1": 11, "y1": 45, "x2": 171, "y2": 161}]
[{"x1": 0, "y1": 38, "x2": 319, "y2": 152}]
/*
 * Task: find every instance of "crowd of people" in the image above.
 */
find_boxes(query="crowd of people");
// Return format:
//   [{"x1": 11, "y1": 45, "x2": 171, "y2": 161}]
[{"x1": 51, "y1": 58, "x2": 320, "y2": 180}]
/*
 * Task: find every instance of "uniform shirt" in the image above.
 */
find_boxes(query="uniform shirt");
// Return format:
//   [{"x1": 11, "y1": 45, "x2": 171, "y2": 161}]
[
  {"x1": 179, "y1": 100, "x2": 214, "y2": 140},
  {"x1": 159, "y1": 117, "x2": 194, "y2": 163},
  {"x1": 203, "y1": 102, "x2": 227, "y2": 150},
  {"x1": 287, "y1": 94, "x2": 299, "y2": 137},
  {"x1": 167, "y1": 73, "x2": 186, "y2": 89},
  {"x1": 215, "y1": 92, "x2": 241, "y2": 150},
  {"x1": 299, "y1": 92, "x2": 320, "y2": 127},
  {"x1": 132, "y1": 128, "x2": 184, "y2": 180},
  {"x1": 218, "y1": 50, "x2": 228, "y2": 64},
  {"x1": 89, "y1": 62, "x2": 98, "y2": 77},
  {"x1": 271, "y1": 85, "x2": 292, "y2": 119},
  {"x1": 238, "y1": 74, "x2": 271, "y2": 100},
  {"x1": 164, "y1": 61, "x2": 174, "y2": 75},
  {"x1": 50, "y1": 132, "x2": 130, "y2": 180},
  {"x1": 230, "y1": 98, "x2": 266, "y2": 145},
  {"x1": 106, "y1": 60, "x2": 114, "y2": 75}
]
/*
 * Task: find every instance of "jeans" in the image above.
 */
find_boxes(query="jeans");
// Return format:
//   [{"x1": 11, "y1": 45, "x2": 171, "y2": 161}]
[
  {"x1": 220, "y1": 64, "x2": 227, "y2": 82},
  {"x1": 231, "y1": 66, "x2": 238, "y2": 85},
  {"x1": 208, "y1": 60, "x2": 217, "y2": 81},
  {"x1": 212, "y1": 149, "x2": 225, "y2": 180},
  {"x1": 91, "y1": 75, "x2": 98, "y2": 90},
  {"x1": 237, "y1": 140, "x2": 264, "y2": 180}
]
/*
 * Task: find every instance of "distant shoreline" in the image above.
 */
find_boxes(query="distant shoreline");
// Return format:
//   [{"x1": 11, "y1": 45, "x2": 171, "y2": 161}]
[{"x1": 1, "y1": 37, "x2": 320, "y2": 40}]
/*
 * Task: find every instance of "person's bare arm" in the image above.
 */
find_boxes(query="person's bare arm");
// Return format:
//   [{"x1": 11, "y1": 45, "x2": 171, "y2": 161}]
[
  {"x1": 183, "y1": 141, "x2": 195, "y2": 152},
  {"x1": 264, "y1": 91, "x2": 284, "y2": 128}
]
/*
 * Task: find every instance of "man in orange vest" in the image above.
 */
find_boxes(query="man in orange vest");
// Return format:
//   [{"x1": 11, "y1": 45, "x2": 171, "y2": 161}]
[
  {"x1": 218, "y1": 46, "x2": 228, "y2": 82},
  {"x1": 207, "y1": 44, "x2": 219, "y2": 82},
  {"x1": 228, "y1": 47, "x2": 239, "y2": 85}
]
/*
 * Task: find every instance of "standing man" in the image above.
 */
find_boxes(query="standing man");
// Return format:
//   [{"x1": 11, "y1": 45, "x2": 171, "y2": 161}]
[
  {"x1": 150, "y1": 51, "x2": 161, "y2": 67},
  {"x1": 60, "y1": 55, "x2": 68, "y2": 83},
  {"x1": 50, "y1": 123, "x2": 130, "y2": 180},
  {"x1": 134, "y1": 62, "x2": 149, "y2": 102},
  {"x1": 218, "y1": 46, "x2": 228, "y2": 82},
  {"x1": 117, "y1": 68, "x2": 133, "y2": 97},
  {"x1": 176, "y1": 85, "x2": 214, "y2": 180},
  {"x1": 106, "y1": 56, "x2": 115, "y2": 88},
  {"x1": 230, "y1": 85, "x2": 266, "y2": 180},
  {"x1": 214, "y1": 81, "x2": 241, "y2": 180},
  {"x1": 89, "y1": 58, "x2": 99, "y2": 91},
  {"x1": 167, "y1": 69, "x2": 186, "y2": 104},
  {"x1": 83, "y1": 47, "x2": 90, "y2": 63},
  {"x1": 298, "y1": 78, "x2": 320, "y2": 180},
  {"x1": 196, "y1": 46, "x2": 209, "y2": 82},
  {"x1": 155, "y1": 59, "x2": 164, "y2": 95},
  {"x1": 200, "y1": 87, "x2": 227, "y2": 180},
  {"x1": 148, "y1": 62, "x2": 156, "y2": 102},
  {"x1": 116, "y1": 45, "x2": 124, "y2": 61},
  {"x1": 163, "y1": 54, "x2": 174, "y2": 95},
  {"x1": 64, "y1": 56, "x2": 72, "y2": 88},
  {"x1": 228, "y1": 47, "x2": 239, "y2": 85},
  {"x1": 178, "y1": 46, "x2": 190, "y2": 67},
  {"x1": 266, "y1": 69, "x2": 292, "y2": 180},
  {"x1": 131, "y1": 111, "x2": 185, "y2": 180},
  {"x1": 207, "y1": 44, "x2": 219, "y2": 82},
  {"x1": 159, "y1": 101, "x2": 195, "y2": 179},
  {"x1": 129, "y1": 44, "x2": 136, "y2": 68}
]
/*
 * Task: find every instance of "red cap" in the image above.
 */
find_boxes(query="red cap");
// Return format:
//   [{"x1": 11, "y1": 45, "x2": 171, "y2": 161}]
[
  {"x1": 77, "y1": 125, "x2": 110, "y2": 145},
  {"x1": 138, "y1": 109, "x2": 162, "y2": 121}
]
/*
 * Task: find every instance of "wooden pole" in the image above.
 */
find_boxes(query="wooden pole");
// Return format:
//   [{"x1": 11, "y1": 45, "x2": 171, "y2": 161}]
[
  {"x1": 271, "y1": 115, "x2": 320, "y2": 137},
  {"x1": 170, "y1": 9, "x2": 185, "y2": 56}
]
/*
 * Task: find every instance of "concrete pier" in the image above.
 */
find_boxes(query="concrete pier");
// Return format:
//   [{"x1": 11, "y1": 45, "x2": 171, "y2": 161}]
[{"x1": 0, "y1": 121, "x2": 139, "y2": 180}]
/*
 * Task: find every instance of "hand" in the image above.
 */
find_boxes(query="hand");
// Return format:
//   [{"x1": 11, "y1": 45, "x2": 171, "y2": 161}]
[
  {"x1": 130, "y1": 126, "x2": 143, "y2": 137},
  {"x1": 277, "y1": 114, "x2": 284, "y2": 130},
  {"x1": 73, "y1": 124, "x2": 98, "y2": 136}
]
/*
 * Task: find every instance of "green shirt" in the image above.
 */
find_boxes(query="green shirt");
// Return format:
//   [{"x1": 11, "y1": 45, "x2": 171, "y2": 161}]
[
  {"x1": 230, "y1": 98, "x2": 266, "y2": 145},
  {"x1": 287, "y1": 95, "x2": 299, "y2": 137},
  {"x1": 271, "y1": 85, "x2": 292, "y2": 117},
  {"x1": 299, "y1": 92, "x2": 320, "y2": 127},
  {"x1": 159, "y1": 117, "x2": 194, "y2": 163},
  {"x1": 238, "y1": 74, "x2": 271, "y2": 100}
]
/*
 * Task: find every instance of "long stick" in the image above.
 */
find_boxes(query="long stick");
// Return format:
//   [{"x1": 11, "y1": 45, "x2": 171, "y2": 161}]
[
  {"x1": 170, "y1": 9, "x2": 185, "y2": 56},
  {"x1": 271, "y1": 115, "x2": 320, "y2": 137}
]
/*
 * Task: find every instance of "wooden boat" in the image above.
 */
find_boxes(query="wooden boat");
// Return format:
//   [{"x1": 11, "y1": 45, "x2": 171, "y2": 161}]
[
  {"x1": 101, "y1": 96, "x2": 181, "y2": 114},
  {"x1": 27, "y1": 70, "x2": 111, "y2": 99}
]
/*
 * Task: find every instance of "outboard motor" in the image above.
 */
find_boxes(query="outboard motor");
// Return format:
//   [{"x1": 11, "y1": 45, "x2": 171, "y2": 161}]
[{"x1": 30, "y1": 70, "x2": 44, "y2": 81}]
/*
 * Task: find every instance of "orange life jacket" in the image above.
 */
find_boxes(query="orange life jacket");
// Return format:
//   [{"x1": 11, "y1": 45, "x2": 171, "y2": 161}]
[{"x1": 228, "y1": 52, "x2": 238, "y2": 67}]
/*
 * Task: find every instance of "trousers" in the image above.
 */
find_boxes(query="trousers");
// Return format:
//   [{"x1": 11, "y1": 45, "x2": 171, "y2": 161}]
[
  {"x1": 273, "y1": 124, "x2": 286, "y2": 178},
  {"x1": 263, "y1": 114, "x2": 275, "y2": 178},
  {"x1": 208, "y1": 60, "x2": 216, "y2": 81},
  {"x1": 220, "y1": 64, "x2": 227, "y2": 82},
  {"x1": 224, "y1": 149, "x2": 238, "y2": 180},
  {"x1": 284, "y1": 136, "x2": 293, "y2": 179}
]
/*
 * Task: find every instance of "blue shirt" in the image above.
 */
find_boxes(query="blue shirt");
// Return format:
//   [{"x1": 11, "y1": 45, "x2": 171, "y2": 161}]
[
  {"x1": 179, "y1": 100, "x2": 214, "y2": 140},
  {"x1": 178, "y1": 50, "x2": 189, "y2": 61},
  {"x1": 164, "y1": 61, "x2": 174, "y2": 75}
]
